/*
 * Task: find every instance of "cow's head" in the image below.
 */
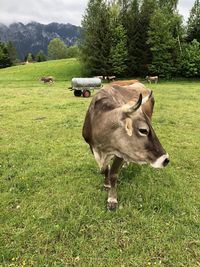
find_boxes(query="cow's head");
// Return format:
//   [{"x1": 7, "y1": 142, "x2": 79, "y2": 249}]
[{"x1": 112, "y1": 93, "x2": 169, "y2": 168}]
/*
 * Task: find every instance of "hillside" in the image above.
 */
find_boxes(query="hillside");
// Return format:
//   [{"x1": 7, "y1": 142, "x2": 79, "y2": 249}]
[
  {"x1": 0, "y1": 58, "x2": 82, "y2": 82},
  {"x1": 0, "y1": 22, "x2": 81, "y2": 60}
]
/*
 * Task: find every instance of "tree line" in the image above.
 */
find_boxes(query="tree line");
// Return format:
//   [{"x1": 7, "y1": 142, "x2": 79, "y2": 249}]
[
  {"x1": 80, "y1": 0, "x2": 200, "y2": 78},
  {"x1": 0, "y1": 38, "x2": 79, "y2": 68}
]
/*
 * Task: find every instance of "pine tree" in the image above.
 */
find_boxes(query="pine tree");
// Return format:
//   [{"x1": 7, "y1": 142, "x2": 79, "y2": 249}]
[
  {"x1": 6, "y1": 41, "x2": 17, "y2": 64},
  {"x1": 137, "y1": 0, "x2": 157, "y2": 76},
  {"x1": 80, "y1": 0, "x2": 111, "y2": 76},
  {"x1": 110, "y1": 24, "x2": 128, "y2": 76},
  {"x1": 117, "y1": 0, "x2": 131, "y2": 27},
  {"x1": 147, "y1": 8, "x2": 177, "y2": 77},
  {"x1": 108, "y1": 1, "x2": 128, "y2": 76},
  {"x1": 125, "y1": 0, "x2": 140, "y2": 76},
  {"x1": 187, "y1": 0, "x2": 200, "y2": 42},
  {"x1": 0, "y1": 42, "x2": 12, "y2": 68},
  {"x1": 147, "y1": 0, "x2": 184, "y2": 78}
]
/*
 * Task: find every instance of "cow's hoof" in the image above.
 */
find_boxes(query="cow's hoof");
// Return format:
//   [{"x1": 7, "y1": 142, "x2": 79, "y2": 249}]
[
  {"x1": 103, "y1": 184, "x2": 111, "y2": 191},
  {"x1": 107, "y1": 198, "x2": 118, "y2": 210},
  {"x1": 107, "y1": 201, "x2": 117, "y2": 210}
]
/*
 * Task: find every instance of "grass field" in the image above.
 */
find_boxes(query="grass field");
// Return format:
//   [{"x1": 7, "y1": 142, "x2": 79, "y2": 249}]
[{"x1": 0, "y1": 60, "x2": 200, "y2": 266}]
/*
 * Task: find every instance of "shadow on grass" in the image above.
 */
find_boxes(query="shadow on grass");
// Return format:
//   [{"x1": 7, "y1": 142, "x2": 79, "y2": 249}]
[{"x1": 120, "y1": 163, "x2": 142, "y2": 184}]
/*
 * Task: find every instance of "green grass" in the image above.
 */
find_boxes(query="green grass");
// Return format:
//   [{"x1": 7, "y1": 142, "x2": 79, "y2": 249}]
[
  {"x1": 0, "y1": 58, "x2": 82, "y2": 82},
  {"x1": 0, "y1": 60, "x2": 200, "y2": 266}
]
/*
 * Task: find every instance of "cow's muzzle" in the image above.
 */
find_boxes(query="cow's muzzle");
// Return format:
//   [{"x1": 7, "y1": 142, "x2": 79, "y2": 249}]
[{"x1": 150, "y1": 154, "x2": 170, "y2": 168}]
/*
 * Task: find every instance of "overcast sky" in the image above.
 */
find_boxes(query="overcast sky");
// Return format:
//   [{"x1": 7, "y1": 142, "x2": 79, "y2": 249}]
[{"x1": 0, "y1": 0, "x2": 195, "y2": 26}]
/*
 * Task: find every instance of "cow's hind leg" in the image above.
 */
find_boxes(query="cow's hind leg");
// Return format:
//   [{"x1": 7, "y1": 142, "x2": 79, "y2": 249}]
[{"x1": 107, "y1": 156, "x2": 123, "y2": 210}]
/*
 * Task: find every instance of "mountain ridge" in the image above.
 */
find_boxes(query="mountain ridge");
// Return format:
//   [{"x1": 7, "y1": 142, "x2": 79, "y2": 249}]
[{"x1": 0, "y1": 21, "x2": 81, "y2": 60}]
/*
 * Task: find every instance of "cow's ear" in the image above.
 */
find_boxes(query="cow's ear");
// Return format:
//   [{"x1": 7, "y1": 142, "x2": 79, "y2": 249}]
[
  {"x1": 142, "y1": 90, "x2": 152, "y2": 104},
  {"x1": 125, "y1": 118, "x2": 133, "y2": 136}
]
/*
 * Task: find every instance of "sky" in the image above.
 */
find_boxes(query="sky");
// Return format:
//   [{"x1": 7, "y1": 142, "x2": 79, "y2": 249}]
[{"x1": 0, "y1": 0, "x2": 195, "y2": 26}]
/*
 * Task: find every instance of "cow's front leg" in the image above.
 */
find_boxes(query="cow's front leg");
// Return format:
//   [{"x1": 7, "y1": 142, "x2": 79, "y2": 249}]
[
  {"x1": 107, "y1": 156, "x2": 123, "y2": 210},
  {"x1": 101, "y1": 165, "x2": 111, "y2": 190}
]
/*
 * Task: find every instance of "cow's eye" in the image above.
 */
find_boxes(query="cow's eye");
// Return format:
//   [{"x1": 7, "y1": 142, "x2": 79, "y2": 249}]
[{"x1": 139, "y1": 128, "x2": 149, "y2": 136}]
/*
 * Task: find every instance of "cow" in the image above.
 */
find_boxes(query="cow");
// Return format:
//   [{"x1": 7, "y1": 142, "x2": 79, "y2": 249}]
[
  {"x1": 40, "y1": 76, "x2": 54, "y2": 83},
  {"x1": 145, "y1": 76, "x2": 158, "y2": 84},
  {"x1": 106, "y1": 75, "x2": 116, "y2": 82},
  {"x1": 82, "y1": 82, "x2": 169, "y2": 210},
  {"x1": 111, "y1": 80, "x2": 139, "y2": 86}
]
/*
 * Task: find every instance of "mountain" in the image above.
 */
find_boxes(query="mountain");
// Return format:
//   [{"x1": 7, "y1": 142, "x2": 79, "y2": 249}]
[{"x1": 0, "y1": 22, "x2": 81, "y2": 60}]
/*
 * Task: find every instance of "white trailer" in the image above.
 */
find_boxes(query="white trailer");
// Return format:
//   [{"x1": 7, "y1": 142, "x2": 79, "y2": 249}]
[{"x1": 70, "y1": 77, "x2": 102, "y2": 97}]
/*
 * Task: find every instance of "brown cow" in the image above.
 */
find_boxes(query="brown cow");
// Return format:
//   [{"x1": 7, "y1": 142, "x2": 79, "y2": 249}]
[
  {"x1": 82, "y1": 82, "x2": 169, "y2": 210},
  {"x1": 145, "y1": 76, "x2": 158, "y2": 84},
  {"x1": 40, "y1": 76, "x2": 54, "y2": 83},
  {"x1": 111, "y1": 80, "x2": 139, "y2": 86}
]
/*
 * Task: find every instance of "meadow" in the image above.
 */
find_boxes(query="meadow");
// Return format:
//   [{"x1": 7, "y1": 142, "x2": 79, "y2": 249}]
[{"x1": 0, "y1": 59, "x2": 200, "y2": 266}]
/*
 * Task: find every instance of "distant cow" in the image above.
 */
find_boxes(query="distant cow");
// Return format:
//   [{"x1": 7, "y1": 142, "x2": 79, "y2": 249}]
[
  {"x1": 111, "y1": 80, "x2": 139, "y2": 86},
  {"x1": 40, "y1": 76, "x2": 54, "y2": 83},
  {"x1": 106, "y1": 76, "x2": 116, "y2": 82},
  {"x1": 82, "y1": 82, "x2": 169, "y2": 210},
  {"x1": 145, "y1": 76, "x2": 158, "y2": 84}
]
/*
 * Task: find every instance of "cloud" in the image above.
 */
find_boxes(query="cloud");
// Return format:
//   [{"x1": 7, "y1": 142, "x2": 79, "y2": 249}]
[
  {"x1": 0, "y1": 0, "x2": 196, "y2": 26},
  {"x1": 0, "y1": 0, "x2": 88, "y2": 26},
  {"x1": 178, "y1": 0, "x2": 195, "y2": 23}
]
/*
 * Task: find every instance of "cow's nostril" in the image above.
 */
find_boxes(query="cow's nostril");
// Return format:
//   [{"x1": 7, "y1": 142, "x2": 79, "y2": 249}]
[{"x1": 163, "y1": 158, "x2": 170, "y2": 167}]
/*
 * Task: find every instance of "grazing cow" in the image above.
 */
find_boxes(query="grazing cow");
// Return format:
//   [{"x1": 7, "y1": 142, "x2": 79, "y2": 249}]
[
  {"x1": 106, "y1": 76, "x2": 116, "y2": 82},
  {"x1": 145, "y1": 76, "x2": 158, "y2": 84},
  {"x1": 40, "y1": 76, "x2": 54, "y2": 83},
  {"x1": 82, "y1": 83, "x2": 169, "y2": 210},
  {"x1": 111, "y1": 80, "x2": 139, "y2": 86}
]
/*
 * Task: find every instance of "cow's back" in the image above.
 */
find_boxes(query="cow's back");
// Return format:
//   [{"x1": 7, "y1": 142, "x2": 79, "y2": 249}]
[{"x1": 110, "y1": 80, "x2": 139, "y2": 87}]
